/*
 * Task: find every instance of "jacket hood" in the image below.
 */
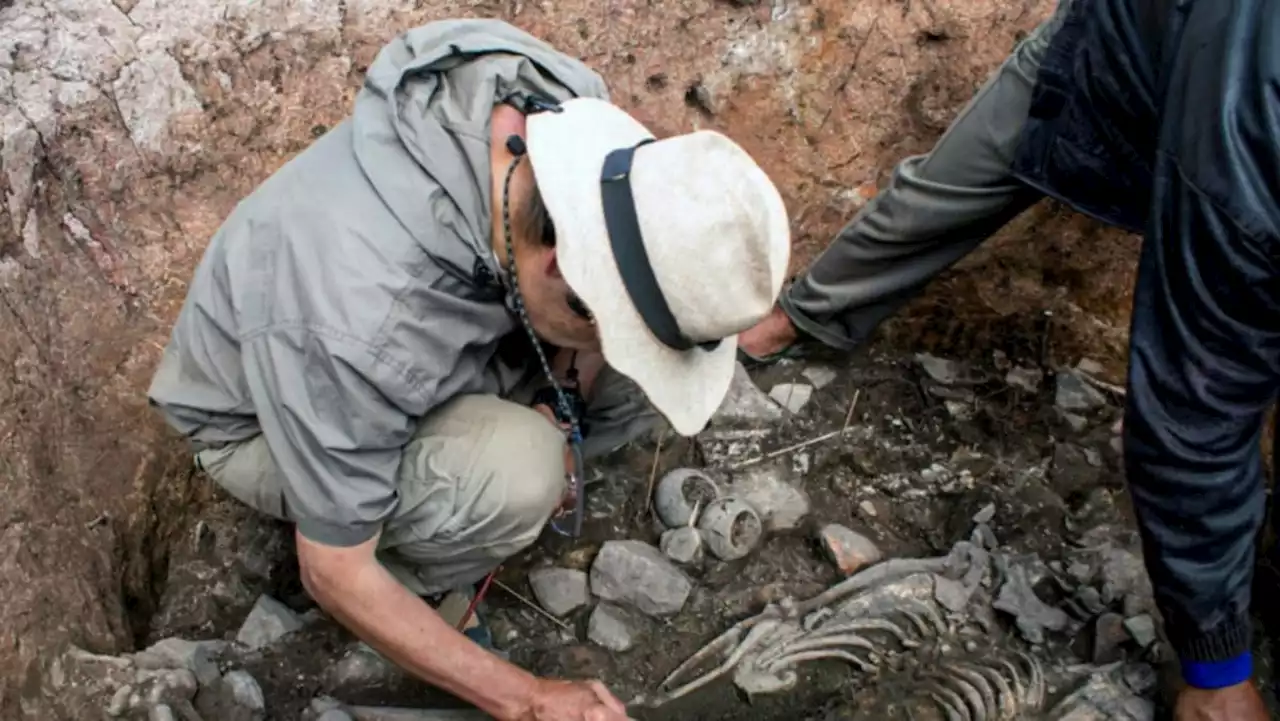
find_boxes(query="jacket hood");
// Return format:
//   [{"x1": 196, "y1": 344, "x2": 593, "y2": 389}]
[{"x1": 351, "y1": 18, "x2": 610, "y2": 282}]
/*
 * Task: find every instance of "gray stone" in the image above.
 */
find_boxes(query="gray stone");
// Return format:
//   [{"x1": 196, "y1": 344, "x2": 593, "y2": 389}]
[
  {"x1": 527, "y1": 567, "x2": 590, "y2": 617},
  {"x1": 713, "y1": 362, "x2": 785, "y2": 423},
  {"x1": 801, "y1": 366, "x2": 837, "y2": 389},
  {"x1": 1052, "y1": 443, "x2": 1104, "y2": 493},
  {"x1": 915, "y1": 353, "x2": 963, "y2": 384},
  {"x1": 1099, "y1": 548, "x2": 1154, "y2": 608},
  {"x1": 972, "y1": 503, "x2": 996, "y2": 525},
  {"x1": 1005, "y1": 366, "x2": 1043, "y2": 392},
  {"x1": 1092, "y1": 613, "x2": 1128, "y2": 664},
  {"x1": 934, "y1": 576, "x2": 974, "y2": 614},
  {"x1": 1061, "y1": 412, "x2": 1089, "y2": 432},
  {"x1": 236, "y1": 594, "x2": 304, "y2": 650},
  {"x1": 196, "y1": 670, "x2": 265, "y2": 721},
  {"x1": 148, "y1": 705, "x2": 177, "y2": 721},
  {"x1": 858, "y1": 500, "x2": 878, "y2": 517},
  {"x1": 1124, "y1": 615, "x2": 1157, "y2": 649},
  {"x1": 1068, "y1": 562, "x2": 1094, "y2": 584},
  {"x1": 1077, "y1": 358, "x2": 1106, "y2": 376},
  {"x1": 659, "y1": 526, "x2": 704, "y2": 565},
  {"x1": 768, "y1": 383, "x2": 813, "y2": 413},
  {"x1": 322, "y1": 643, "x2": 402, "y2": 693},
  {"x1": 728, "y1": 463, "x2": 810, "y2": 532},
  {"x1": 1076, "y1": 586, "x2": 1107, "y2": 615},
  {"x1": 1055, "y1": 371, "x2": 1107, "y2": 412},
  {"x1": 588, "y1": 603, "x2": 635, "y2": 652},
  {"x1": 317, "y1": 710, "x2": 356, "y2": 721},
  {"x1": 590, "y1": 540, "x2": 693, "y2": 617},
  {"x1": 993, "y1": 562, "x2": 1072, "y2": 644},
  {"x1": 132, "y1": 637, "x2": 226, "y2": 687}
]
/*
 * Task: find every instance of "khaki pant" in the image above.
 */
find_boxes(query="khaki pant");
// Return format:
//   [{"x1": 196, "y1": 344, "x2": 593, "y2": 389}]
[
  {"x1": 782, "y1": 0, "x2": 1071, "y2": 350},
  {"x1": 196, "y1": 365, "x2": 659, "y2": 596}
]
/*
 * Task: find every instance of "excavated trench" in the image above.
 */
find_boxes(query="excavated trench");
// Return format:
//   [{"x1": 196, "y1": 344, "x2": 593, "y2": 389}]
[{"x1": 89, "y1": 324, "x2": 1253, "y2": 720}]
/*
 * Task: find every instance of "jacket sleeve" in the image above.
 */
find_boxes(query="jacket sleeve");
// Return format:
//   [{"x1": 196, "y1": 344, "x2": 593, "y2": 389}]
[{"x1": 1123, "y1": 162, "x2": 1280, "y2": 688}]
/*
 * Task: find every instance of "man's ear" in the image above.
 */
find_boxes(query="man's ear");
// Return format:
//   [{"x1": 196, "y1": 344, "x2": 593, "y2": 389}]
[{"x1": 542, "y1": 247, "x2": 564, "y2": 279}]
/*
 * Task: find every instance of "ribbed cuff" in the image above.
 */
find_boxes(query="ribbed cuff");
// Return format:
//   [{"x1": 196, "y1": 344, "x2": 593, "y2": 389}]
[
  {"x1": 1182, "y1": 653, "x2": 1253, "y2": 690},
  {"x1": 1172, "y1": 611, "x2": 1251, "y2": 663}
]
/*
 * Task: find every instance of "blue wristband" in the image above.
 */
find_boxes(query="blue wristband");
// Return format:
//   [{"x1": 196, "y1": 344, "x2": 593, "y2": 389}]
[{"x1": 1182, "y1": 653, "x2": 1252, "y2": 690}]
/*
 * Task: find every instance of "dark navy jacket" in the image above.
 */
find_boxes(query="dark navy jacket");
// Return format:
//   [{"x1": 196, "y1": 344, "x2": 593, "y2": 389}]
[{"x1": 1011, "y1": 0, "x2": 1280, "y2": 688}]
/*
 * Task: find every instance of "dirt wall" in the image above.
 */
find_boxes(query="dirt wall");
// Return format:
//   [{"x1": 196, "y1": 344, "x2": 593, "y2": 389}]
[{"x1": 0, "y1": 0, "x2": 1139, "y2": 717}]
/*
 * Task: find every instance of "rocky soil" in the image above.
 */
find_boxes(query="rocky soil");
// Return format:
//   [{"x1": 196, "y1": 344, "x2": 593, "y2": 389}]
[{"x1": 42, "y1": 350, "x2": 1280, "y2": 719}]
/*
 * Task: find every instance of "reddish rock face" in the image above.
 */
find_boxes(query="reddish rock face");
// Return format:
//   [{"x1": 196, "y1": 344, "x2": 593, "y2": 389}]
[{"x1": 0, "y1": 0, "x2": 1140, "y2": 715}]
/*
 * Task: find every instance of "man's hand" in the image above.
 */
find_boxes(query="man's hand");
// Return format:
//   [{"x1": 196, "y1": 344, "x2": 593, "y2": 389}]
[
  {"x1": 1175, "y1": 681, "x2": 1268, "y2": 721},
  {"x1": 296, "y1": 531, "x2": 632, "y2": 721},
  {"x1": 524, "y1": 679, "x2": 630, "y2": 721}
]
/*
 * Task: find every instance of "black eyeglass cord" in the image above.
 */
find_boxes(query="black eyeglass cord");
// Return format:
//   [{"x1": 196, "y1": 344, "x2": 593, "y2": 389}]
[{"x1": 500, "y1": 147, "x2": 586, "y2": 537}]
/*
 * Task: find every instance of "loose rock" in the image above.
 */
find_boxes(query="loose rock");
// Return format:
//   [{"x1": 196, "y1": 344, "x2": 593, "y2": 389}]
[
  {"x1": 993, "y1": 562, "x2": 1072, "y2": 644},
  {"x1": 934, "y1": 576, "x2": 974, "y2": 613},
  {"x1": 588, "y1": 603, "x2": 635, "y2": 652},
  {"x1": 528, "y1": 567, "x2": 590, "y2": 617},
  {"x1": 1099, "y1": 548, "x2": 1154, "y2": 610},
  {"x1": 196, "y1": 670, "x2": 265, "y2": 721},
  {"x1": 1124, "y1": 615, "x2": 1157, "y2": 649},
  {"x1": 1006, "y1": 366, "x2": 1043, "y2": 392},
  {"x1": 132, "y1": 637, "x2": 226, "y2": 688},
  {"x1": 859, "y1": 500, "x2": 878, "y2": 517},
  {"x1": 972, "y1": 503, "x2": 996, "y2": 525},
  {"x1": 590, "y1": 540, "x2": 693, "y2": 617},
  {"x1": 728, "y1": 463, "x2": 811, "y2": 532},
  {"x1": 660, "y1": 526, "x2": 704, "y2": 565},
  {"x1": 148, "y1": 705, "x2": 177, "y2": 721},
  {"x1": 322, "y1": 643, "x2": 402, "y2": 694},
  {"x1": 713, "y1": 362, "x2": 785, "y2": 423},
  {"x1": 236, "y1": 594, "x2": 304, "y2": 650},
  {"x1": 1060, "y1": 412, "x2": 1089, "y2": 432},
  {"x1": 801, "y1": 366, "x2": 837, "y2": 389},
  {"x1": 915, "y1": 353, "x2": 963, "y2": 384},
  {"x1": 768, "y1": 383, "x2": 813, "y2": 413},
  {"x1": 317, "y1": 710, "x2": 356, "y2": 721},
  {"x1": 817, "y1": 524, "x2": 882, "y2": 577},
  {"x1": 1055, "y1": 371, "x2": 1108, "y2": 412},
  {"x1": 1092, "y1": 613, "x2": 1128, "y2": 664}
]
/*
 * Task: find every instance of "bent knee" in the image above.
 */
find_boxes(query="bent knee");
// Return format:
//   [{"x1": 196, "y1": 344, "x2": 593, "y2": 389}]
[{"x1": 420, "y1": 394, "x2": 567, "y2": 542}]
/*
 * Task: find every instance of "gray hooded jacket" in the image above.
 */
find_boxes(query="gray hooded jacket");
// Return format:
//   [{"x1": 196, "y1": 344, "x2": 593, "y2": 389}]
[{"x1": 147, "y1": 19, "x2": 610, "y2": 546}]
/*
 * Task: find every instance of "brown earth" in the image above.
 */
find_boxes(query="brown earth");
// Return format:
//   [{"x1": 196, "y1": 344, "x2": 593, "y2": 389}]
[{"x1": 0, "y1": 0, "x2": 1153, "y2": 718}]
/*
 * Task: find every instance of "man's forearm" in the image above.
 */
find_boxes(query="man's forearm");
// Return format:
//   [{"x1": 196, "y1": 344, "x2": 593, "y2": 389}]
[{"x1": 299, "y1": 533, "x2": 537, "y2": 720}]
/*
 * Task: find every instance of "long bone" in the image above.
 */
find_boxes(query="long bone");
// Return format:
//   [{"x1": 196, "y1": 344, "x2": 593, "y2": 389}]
[
  {"x1": 924, "y1": 669, "x2": 987, "y2": 721},
  {"x1": 765, "y1": 648, "x2": 878, "y2": 674},
  {"x1": 944, "y1": 665, "x2": 999, "y2": 720},
  {"x1": 959, "y1": 662, "x2": 1017, "y2": 718},
  {"x1": 923, "y1": 681, "x2": 973, "y2": 721},
  {"x1": 643, "y1": 618, "x2": 788, "y2": 705}
]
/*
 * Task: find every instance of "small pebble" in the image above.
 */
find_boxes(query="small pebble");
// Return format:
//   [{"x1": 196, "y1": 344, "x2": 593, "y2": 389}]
[
  {"x1": 768, "y1": 383, "x2": 814, "y2": 413},
  {"x1": 527, "y1": 567, "x2": 590, "y2": 618},
  {"x1": 801, "y1": 366, "x2": 837, "y2": 389},
  {"x1": 858, "y1": 500, "x2": 878, "y2": 517},
  {"x1": 964, "y1": 640, "x2": 978, "y2": 653},
  {"x1": 817, "y1": 524, "x2": 883, "y2": 576},
  {"x1": 972, "y1": 503, "x2": 996, "y2": 525},
  {"x1": 1006, "y1": 366, "x2": 1043, "y2": 392},
  {"x1": 1124, "y1": 615, "x2": 1158, "y2": 649},
  {"x1": 236, "y1": 595, "x2": 304, "y2": 651},
  {"x1": 659, "y1": 527, "x2": 704, "y2": 565},
  {"x1": 588, "y1": 604, "x2": 634, "y2": 652}
]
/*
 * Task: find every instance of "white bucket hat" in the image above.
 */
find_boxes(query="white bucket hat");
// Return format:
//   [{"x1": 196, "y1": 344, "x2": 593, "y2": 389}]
[{"x1": 526, "y1": 97, "x2": 791, "y2": 436}]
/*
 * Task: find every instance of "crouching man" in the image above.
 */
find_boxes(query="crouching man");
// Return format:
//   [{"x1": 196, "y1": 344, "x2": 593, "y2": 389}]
[{"x1": 147, "y1": 18, "x2": 791, "y2": 721}]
